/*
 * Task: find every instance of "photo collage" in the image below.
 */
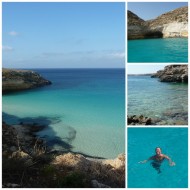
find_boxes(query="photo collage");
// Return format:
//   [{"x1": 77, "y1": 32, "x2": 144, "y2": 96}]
[{"x1": 2, "y1": 0, "x2": 189, "y2": 188}]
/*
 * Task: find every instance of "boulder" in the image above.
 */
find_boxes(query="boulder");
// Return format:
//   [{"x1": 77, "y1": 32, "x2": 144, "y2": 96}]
[{"x1": 128, "y1": 115, "x2": 152, "y2": 125}]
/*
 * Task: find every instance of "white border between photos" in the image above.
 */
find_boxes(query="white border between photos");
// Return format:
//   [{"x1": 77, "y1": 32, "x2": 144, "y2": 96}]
[
  {"x1": 1, "y1": 0, "x2": 189, "y2": 189},
  {"x1": 126, "y1": 0, "x2": 189, "y2": 190}
]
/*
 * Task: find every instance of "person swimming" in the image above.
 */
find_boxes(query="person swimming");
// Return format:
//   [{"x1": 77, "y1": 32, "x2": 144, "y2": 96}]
[{"x1": 138, "y1": 147, "x2": 175, "y2": 173}]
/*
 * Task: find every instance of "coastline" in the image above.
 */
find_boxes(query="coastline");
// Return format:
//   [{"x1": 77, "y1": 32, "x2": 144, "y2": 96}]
[
  {"x1": 2, "y1": 68, "x2": 125, "y2": 187},
  {"x1": 2, "y1": 119, "x2": 125, "y2": 188},
  {"x1": 128, "y1": 65, "x2": 188, "y2": 125}
]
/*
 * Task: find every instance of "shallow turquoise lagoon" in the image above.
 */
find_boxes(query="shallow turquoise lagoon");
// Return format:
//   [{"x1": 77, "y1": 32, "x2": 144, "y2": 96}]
[
  {"x1": 128, "y1": 38, "x2": 188, "y2": 63},
  {"x1": 128, "y1": 75, "x2": 188, "y2": 125},
  {"x1": 128, "y1": 127, "x2": 188, "y2": 188},
  {"x1": 2, "y1": 69, "x2": 125, "y2": 159}
]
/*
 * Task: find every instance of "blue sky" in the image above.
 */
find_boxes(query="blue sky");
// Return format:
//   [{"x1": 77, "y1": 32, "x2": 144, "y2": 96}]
[
  {"x1": 128, "y1": 64, "x2": 168, "y2": 74},
  {"x1": 128, "y1": 2, "x2": 188, "y2": 20},
  {"x1": 3, "y1": 2, "x2": 125, "y2": 68}
]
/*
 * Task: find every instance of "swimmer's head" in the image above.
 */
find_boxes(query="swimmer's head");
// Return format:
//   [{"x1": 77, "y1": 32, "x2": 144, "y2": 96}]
[{"x1": 155, "y1": 147, "x2": 162, "y2": 155}]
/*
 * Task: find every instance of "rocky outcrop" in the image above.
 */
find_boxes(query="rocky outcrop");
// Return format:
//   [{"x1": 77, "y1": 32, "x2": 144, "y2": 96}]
[
  {"x1": 52, "y1": 152, "x2": 125, "y2": 188},
  {"x1": 128, "y1": 115, "x2": 152, "y2": 125},
  {"x1": 128, "y1": 6, "x2": 188, "y2": 39},
  {"x1": 2, "y1": 68, "x2": 51, "y2": 93},
  {"x1": 151, "y1": 65, "x2": 188, "y2": 83},
  {"x1": 2, "y1": 121, "x2": 125, "y2": 188},
  {"x1": 128, "y1": 11, "x2": 147, "y2": 39}
]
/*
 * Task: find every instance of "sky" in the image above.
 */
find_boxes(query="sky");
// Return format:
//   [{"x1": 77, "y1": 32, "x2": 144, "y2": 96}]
[
  {"x1": 128, "y1": 2, "x2": 188, "y2": 20},
  {"x1": 2, "y1": 2, "x2": 125, "y2": 68},
  {"x1": 128, "y1": 64, "x2": 168, "y2": 74}
]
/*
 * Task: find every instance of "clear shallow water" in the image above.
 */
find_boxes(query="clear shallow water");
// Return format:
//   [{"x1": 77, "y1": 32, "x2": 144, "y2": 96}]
[
  {"x1": 128, "y1": 38, "x2": 188, "y2": 63},
  {"x1": 128, "y1": 75, "x2": 188, "y2": 125},
  {"x1": 2, "y1": 69, "x2": 125, "y2": 159},
  {"x1": 128, "y1": 127, "x2": 188, "y2": 188}
]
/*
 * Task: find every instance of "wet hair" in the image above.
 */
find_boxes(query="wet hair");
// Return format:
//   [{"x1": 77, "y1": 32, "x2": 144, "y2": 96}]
[{"x1": 155, "y1": 147, "x2": 162, "y2": 152}]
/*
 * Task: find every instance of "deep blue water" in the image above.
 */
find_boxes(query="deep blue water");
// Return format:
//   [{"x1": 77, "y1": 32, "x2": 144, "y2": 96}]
[
  {"x1": 128, "y1": 75, "x2": 188, "y2": 125},
  {"x1": 128, "y1": 127, "x2": 188, "y2": 188},
  {"x1": 2, "y1": 69, "x2": 125, "y2": 159},
  {"x1": 128, "y1": 38, "x2": 188, "y2": 63}
]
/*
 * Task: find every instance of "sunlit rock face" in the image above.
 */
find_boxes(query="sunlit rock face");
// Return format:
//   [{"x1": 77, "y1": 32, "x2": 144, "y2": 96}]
[{"x1": 128, "y1": 6, "x2": 188, "y2": 39}]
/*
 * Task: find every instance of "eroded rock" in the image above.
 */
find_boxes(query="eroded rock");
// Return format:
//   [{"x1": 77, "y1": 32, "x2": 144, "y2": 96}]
[
  {"x1": 151, "y1": 65, "x2": 188, "y2": 83},
  {"x1": 128, "y1": 6, "x2": 188, "y2": 39}
]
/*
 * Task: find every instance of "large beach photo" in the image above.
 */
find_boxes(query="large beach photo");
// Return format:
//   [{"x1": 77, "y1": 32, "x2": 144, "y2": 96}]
[
  {"x1": 2, "y1": 2, "x2": 125, "y2": 188},
  {"x1": 128, "y1": 2, "x2": 188, "y2": 63}
]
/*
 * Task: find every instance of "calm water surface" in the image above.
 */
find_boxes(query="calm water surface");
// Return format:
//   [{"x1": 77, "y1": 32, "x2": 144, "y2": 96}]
[
  {"x1": 128, "y1": 38, "x2": 188, "y2": 63},
  {"x1": 3, "y1": 69, "x2": 125, "y2": 159},
  {"x1": 128, "y1": 128, "x2": 188, "y2": 188},
  {"x1": 128, "y1": 75, "x2": 188, "y2": 125}
]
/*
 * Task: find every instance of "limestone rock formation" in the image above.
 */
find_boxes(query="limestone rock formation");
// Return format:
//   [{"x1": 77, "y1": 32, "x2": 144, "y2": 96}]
[
  {"x1": 2, "y1": 68, "x2": 52, "y2": 93},
  {"x1": 128, "y1": 11, "x2": 147, "y2": 39},
  {"x1": 151, "y1": 65, "x2": 188, "y2": 83},
  {"x1": 128, "y1": 6, "x2": 188, "y2": 39}
]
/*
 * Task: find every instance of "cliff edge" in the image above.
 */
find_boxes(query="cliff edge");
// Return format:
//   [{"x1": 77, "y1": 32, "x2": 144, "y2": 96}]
[
  {"x1": 128, "y1": 6, "x2": 188, "y2": 39},
  {"x1": 151, "y1": 65, "x2": 188, "y2": 83}
]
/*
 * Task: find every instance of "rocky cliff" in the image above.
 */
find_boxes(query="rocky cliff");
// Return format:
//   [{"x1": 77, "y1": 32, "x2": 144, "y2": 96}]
[
  {"x1": 128, "y1": 6, "x2": 188, "y2": 39},
  {"x1": 151, "y1": 65, "x2": 188, "y2": 83},
  {"x1": 2, "y1": 68, "x2": 52, "y2": 93}
]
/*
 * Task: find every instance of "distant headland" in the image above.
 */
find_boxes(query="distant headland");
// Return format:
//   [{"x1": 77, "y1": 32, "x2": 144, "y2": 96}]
[{"x1": 2, "y1": 68, "x2": 52, "y2": 94}]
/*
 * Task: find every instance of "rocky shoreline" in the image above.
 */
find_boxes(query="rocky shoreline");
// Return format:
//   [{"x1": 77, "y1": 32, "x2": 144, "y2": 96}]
[
  {"x1": 128, "y1": 113, "x2": 188, "y2": 126},
  {"x1": 2, "y1": 68, "x2": 125, "y2": 187},
  {"x1": 128, "y1": 65, "x2": 188, "y2": 126},
  {"x1": 151, "y1": 65, "x2": 188, "y2": 83},
  {"x1": 2, "y1": 121, "x2": 125, "y2": 188},
  {"x1": 128, "y1": 6, "x2": 188, "y2": 39},
  {"x1": 2, "y1": 68, "x2": 52, "y2": 94},
  {"x1": 128, "y1": 115, "x2": 152, "y2": 125}
]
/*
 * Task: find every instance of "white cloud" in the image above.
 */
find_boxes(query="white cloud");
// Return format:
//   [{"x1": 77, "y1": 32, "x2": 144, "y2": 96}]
[
  {"x1": 108, "y1": 52, "x2": 125, "y2": 58},
  {"x1": 2, "y1": 46, "x2": 14, "y2": 51},
  {"x1": 9, "y1": 31, "x2": 18, "y2": 36}
]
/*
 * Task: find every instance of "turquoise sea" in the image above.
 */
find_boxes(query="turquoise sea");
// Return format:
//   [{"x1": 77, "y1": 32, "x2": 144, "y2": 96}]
[
  {"x1": 128, "y1": 75, "x2": 188, "y2": 125},
  {"x1": 128, "y1": 38, "x2": 188, "y2": 63},
  {"x1": 128, "y1": 127, "x2": 188, "y2": 188},
  {"x1": 2, "y1": 69, "x2": 125, "y2": 159}
]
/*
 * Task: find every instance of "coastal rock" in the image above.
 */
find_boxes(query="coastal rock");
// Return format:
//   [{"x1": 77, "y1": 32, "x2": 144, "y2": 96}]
[
  {"x1": 2, "y1": 68, "x2": 52, "y2": 93},
  {"x1": 151, "y1": 65, "x2": 188, "y2": 83},
  {"x1": 127, "y1": 11, "x2": 148, "y2": 39},
  {"x1": 103, "y1": 153, "x2": 125, "y2": 169},
  {"x1": 52, "y1": 152, "x2": 125, "y2": 187},
  {"x1": 128, "y1": 6, "x2": 188, "y2": 39},
  {"x1": 128, "y1": 115, "x2": 152, "y2": 125},
  {"x1": 2, "y1": 121, "x2": 125, "y2": 188}
]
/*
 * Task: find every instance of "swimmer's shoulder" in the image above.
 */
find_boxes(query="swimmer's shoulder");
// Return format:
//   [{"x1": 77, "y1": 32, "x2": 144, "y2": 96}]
[{"x1": 162, "y1": 154, "x2": 169, "y2": 159}]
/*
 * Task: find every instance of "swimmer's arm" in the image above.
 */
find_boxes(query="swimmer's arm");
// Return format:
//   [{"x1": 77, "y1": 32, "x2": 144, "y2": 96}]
[
  {"x1": 164, "y1": 154, "x2": 176, "y2": 166},
  {"x1": 138, "y1": 156, "x2": 154, "y2": 164}
]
